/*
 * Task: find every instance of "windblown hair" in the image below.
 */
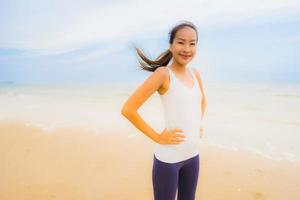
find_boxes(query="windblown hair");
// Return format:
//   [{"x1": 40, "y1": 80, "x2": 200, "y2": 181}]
[{"x1": 135, "y1": 20, "x2": 198, "y2": 72}]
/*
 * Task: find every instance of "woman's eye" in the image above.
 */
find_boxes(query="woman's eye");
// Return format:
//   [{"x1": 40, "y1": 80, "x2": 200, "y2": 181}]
[{"x1": 178, "y1": 42, "x2": 195, "y2": 45}]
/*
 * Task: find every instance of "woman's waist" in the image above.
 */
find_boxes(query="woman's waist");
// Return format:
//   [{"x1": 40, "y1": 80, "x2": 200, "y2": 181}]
[
  {"x1": 163, "y1": 126, "x2": 200, "y2": 145},
  {"x1": 154, "y1": 136, "x2": 200, "y2": 151},
  {"x1": 163, "y1": 112, "x2": 201, "y2": 126},
  {"x1": 165, "y1": 122, "x2": 200, "y2": 133}
]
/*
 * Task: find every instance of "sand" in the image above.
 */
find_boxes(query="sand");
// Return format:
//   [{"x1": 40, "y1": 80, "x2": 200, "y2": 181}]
[{"x1": 0, "y1": 120, "x2": 300, "y2": 200}]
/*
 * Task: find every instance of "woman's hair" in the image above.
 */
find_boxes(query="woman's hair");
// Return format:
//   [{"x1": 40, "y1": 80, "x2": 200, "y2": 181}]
[{"x1": 135, "y1": 20, "x2": 198, "y2": 72}]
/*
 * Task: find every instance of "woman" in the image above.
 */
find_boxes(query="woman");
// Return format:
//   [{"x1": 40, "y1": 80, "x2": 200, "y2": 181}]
[{"x1": 121, "y1": 20, "x2": 206, "y2": 200}]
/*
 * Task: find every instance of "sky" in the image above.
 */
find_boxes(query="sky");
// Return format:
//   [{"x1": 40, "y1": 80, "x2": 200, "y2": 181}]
[{"x1": 0, "y1": 0, "x2": 299, "y2": 85}]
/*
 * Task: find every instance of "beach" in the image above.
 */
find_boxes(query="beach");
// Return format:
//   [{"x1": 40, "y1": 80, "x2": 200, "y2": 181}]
[
  {"x1": 1, "y1": 120, "x2": 300, "y2": 200},
  {"x1": 0, "y1": 82, "x2": 300, "y2": 199},
  {"x1": 1, "y1": 0, "x2": 300, "y2": 198}
]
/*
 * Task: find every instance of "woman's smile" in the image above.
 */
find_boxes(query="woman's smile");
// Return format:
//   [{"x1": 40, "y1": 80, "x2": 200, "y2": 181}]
[{"x1": 179, "y1": 54, "x2": 192, "y2": 60}]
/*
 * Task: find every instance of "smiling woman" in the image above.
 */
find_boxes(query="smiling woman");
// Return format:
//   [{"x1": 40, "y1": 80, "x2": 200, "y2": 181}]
[
  {"x1": 134, "y1": 21, "x2": 198, "y2": 72},
  {"x1": 121, "y1": 20, "x2": 206, "y2": 200}
]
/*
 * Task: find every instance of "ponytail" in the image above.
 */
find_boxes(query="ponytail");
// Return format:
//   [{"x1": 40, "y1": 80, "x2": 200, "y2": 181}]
[{"x1": 134, "y1": 46, "x2": 173, "y2": 72}]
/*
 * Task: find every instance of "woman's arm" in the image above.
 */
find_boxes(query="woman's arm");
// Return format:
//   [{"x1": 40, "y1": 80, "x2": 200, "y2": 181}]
[
  {"x1": 191, "y1": 67, "x2": 207, "y2": 139},
  {"x1": 121, "y1": 67, "x2": 167, "y2": 143},
  {"x1": 191, "y1": 67, "x2": 207, "y2": 123}
]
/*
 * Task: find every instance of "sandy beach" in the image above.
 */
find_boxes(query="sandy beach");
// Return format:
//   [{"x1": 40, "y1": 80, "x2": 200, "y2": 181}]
[{"x1": 0, "y1": 120, "x2": 300, "y2": 200}]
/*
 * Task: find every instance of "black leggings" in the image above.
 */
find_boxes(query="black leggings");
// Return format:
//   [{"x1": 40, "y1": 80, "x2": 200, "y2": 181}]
[{"x1": 152, "y1": 154, "x2": 200, "y2": 200}]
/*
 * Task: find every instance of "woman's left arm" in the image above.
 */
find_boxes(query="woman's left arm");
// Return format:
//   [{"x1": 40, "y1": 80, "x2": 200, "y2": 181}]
[{"x1": 191, "y1": 67, "x2": 207, "y2": 138}]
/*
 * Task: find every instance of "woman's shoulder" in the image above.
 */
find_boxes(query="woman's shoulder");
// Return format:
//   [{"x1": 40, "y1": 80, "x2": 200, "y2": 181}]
[
  {"x1": 190, "y1": 67, "x2": 202, "y2": 79},
  {"x1": 153, "y1": 66, "x2": 169, "y2": 78},
  {"x1": 155, "y1": 66, "x2": 169, "y2": 72},
  {"x1": 190, "y1": 66, "x2": 199, "y2": 74},
  {"x1": 143, "y1": 66, "x2": 169, "y2": 88}
]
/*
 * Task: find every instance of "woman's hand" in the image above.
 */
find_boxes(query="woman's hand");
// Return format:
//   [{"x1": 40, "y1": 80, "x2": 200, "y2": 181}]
[
  {"x1": 199, "y1": 126, "x2": 205, "y2": 139},
  {"x1": 156, "y1": 128, "x2": 186, "y2": 145}
]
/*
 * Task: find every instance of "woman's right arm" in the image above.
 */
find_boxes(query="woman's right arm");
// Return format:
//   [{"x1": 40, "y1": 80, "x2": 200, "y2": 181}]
[{"x1": 120, "y1": 67, "x2": 167, "y2": 143}]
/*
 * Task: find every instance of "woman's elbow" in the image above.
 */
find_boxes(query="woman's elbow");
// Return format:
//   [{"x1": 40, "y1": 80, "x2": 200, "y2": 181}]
[
  {"x1": 121, "y1": 105, "x2": 134, "y2": 118},
  {"x1": 121, "y1": 105, "x2": 128, "y2": 116}
]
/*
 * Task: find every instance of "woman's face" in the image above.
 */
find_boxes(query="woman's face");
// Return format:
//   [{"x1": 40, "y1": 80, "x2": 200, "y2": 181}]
[{"x1": 169, "y1": 26, "x2": 197, "y2": 66}]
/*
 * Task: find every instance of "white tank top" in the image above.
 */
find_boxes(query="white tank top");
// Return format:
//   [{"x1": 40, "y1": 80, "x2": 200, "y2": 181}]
[{"x1": 154, "y1": 66, "x2": 202, "y2": 163}]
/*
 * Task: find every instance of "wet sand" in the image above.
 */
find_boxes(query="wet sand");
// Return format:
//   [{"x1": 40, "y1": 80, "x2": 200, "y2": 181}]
[{"x1": 0, "y1": 120, "x2": 299, "y2": 200}]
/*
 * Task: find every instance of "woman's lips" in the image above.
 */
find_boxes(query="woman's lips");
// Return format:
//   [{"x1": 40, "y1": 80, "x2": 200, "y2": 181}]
[{"x1": 179, "y1": 54, "x2": 191, "y2": 60}]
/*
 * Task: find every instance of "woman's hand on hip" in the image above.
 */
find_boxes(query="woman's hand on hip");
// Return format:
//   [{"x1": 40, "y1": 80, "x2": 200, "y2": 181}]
[{"x1": 156, "y1": 128, "x2": 186, "y2": 145}]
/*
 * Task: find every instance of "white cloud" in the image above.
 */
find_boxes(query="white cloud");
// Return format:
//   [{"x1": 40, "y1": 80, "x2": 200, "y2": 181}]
[{"x1": 0, "y1": 0, "x2": 299, "y2": 54}]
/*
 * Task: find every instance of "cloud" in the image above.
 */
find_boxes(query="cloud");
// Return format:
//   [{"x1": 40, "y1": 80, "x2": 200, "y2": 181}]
[{"x1": 0, "y1": 0, "x2": 299, "y2": 55}]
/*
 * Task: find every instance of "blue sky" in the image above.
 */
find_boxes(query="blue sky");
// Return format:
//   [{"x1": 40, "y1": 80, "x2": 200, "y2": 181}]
[{"x1": 0, "y1": 0, "x2": 299, "y2": 85}]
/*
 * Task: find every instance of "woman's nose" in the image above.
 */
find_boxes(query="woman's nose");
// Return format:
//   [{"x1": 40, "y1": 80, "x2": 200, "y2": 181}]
[
  {"x1": 183, "y1": 45, "x2": 191, "y2": 52},
  {"x1": 183, "y1": 48, "x2": 190, "y2": 54}
]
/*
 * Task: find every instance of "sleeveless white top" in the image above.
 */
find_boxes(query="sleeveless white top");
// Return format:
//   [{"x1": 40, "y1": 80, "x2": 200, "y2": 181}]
[{"x1": 154, "y1": 66, "x2": 203, "y2": 163}]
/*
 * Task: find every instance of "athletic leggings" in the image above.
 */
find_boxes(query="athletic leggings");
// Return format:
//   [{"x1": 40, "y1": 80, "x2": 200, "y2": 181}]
[{"x1": 152, "y1": 154, "x2": 200, "y2": 200}]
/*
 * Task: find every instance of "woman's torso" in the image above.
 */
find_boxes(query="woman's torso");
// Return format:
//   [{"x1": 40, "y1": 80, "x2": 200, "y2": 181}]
[{"x1": 154, "y1": 66, "x2": 203, "y2": 163}]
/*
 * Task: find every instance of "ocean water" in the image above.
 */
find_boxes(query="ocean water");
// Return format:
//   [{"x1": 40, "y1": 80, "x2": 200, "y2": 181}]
[{"x1": 0, "y1": 82, "x2": 299, "y2": 162}]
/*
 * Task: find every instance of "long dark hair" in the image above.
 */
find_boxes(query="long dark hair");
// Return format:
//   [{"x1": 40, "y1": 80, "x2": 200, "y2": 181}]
[{"x1": 135, "y1": 20, "x2": 198, "y2": 72}]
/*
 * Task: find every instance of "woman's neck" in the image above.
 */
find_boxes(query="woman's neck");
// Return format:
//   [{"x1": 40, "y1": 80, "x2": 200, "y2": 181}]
[{"x1": 169, "y1": 61, "x2": 188, "y2": 73}]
